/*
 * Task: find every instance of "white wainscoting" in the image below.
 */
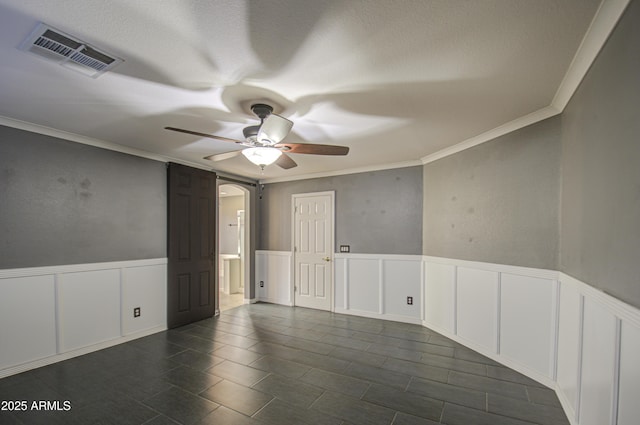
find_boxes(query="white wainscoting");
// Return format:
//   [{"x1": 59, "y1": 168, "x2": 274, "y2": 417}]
[
  {"x1": 578, "y1": 297, "x2": 617, "y2": 425},
  {"x1": 0, "y1": 258, "x2": 167, "y2": 378},
  {"x1": 255, "y1": 251, "x2": 292, "y2": 306},
  {"x1": 456, "y1": 266, "x2": 500, "y2": 354},
  {"x1": 500, "y1": 273, "x2": 557, "y2": 378},
  {"x1": 618, "y1": 320, "x2": 640, "y2": 425},
  {"x1": 423, "y1": 256, "x2": 559, "y2": 387},
  {"x1": 555, "y1": 273, "x2": 640, "y2": 425},
  {"x1": 422, "y1": 255, "x2": 640, "y2": 425},
  {"x1": 556, "y1": 276, "x2": 583, "y2": 417},
  {"x1": 335, "y1": 254, "x2": 422, "y2": 324},
  {"x1": 424, "y1": 262, "x2": 456, "y2": 333},
  {"x1": 255, "y1": 250, "x2": 640, "y2": 425}
]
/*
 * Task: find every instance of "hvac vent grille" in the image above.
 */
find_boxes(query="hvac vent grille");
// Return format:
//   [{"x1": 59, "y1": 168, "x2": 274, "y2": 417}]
[{"x1": 19, "y1": 23, "x2": 123, "y2": 78}]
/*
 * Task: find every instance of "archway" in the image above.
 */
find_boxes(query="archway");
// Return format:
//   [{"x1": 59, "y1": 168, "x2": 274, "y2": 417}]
[{"x1": 217, "y1": 183, "x2": 250, "y2": 312}]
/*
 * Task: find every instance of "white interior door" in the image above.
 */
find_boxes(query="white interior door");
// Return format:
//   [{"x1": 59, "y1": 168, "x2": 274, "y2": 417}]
[{"x1": 293, "y1": 192, "x2": 334, "y2": 311}]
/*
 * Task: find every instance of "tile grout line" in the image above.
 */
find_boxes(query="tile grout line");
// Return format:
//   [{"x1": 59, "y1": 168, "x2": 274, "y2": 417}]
[
  {"x1": 404, "y1": 375, "x2": 414, "y2": 392},
  {"x1": 307, "y1": 389, "x2": 327, "y2": 410},
  {"x1": 250, "y1": 396, "x2": 276, "y2": 419},
  {"x1": 250, "y1": 371, "x2": 272, "y2": 388},
  {"x1": 2, "y1": 303, "x2": 568, "y2": 425}
]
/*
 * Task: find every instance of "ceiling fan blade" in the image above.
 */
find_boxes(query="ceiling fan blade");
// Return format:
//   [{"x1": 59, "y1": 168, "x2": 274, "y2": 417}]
[
  {"x1": 258, "y1": 114, "x2": 293, "y2": 144},
  {"x1": 203, "y1": 150, "x2": 244, "y2": 162},
  {"x1": 165, "y1": 126, "x2": 242, "y2": 144},
  {"x1": 275, "y1": 153, "x2": 297, "y2": 169},
  {"x1": 275, "y1": 143, "x2": 349, "y2": 156}
]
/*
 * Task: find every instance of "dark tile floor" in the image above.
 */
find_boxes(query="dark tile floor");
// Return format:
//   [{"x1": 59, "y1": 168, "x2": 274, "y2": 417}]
[{"x1": 0, "y1": 303, "x2": 569, "y2": 425}]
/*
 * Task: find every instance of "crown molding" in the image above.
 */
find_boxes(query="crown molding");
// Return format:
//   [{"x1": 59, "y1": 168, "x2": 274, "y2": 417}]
[
  {"x1": 270, "y1": 0, "x2": 629, "y2": 180},
  {"x1": 258, "y1": 159, "x2": 423, "y2": 184},
  {"x1": 1, "y1": 0, "x2": 629, "y2": 182},
  {"x1": 551, "y1": 0, "x2": 630, "y2": 110},
  {"x1": 0, "y1": 115, "x2": 212, "y2": 172},
  {"x1": 420, "y1": 0, "x2": 629, "y2": 167},
  {"x1": 420, "y1": 106, "x2": 561, "y2": 165}
]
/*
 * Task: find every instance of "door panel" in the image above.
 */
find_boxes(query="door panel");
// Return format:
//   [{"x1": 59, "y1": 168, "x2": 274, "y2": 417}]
[
  {"x1": 315, "y1": 221, "x2": 326, "y2": 252},
  {"x1": 315, "y1": 265, "x2": 326, "y2": 297},
  {"x1": 199, "y1": 271, "x2": 211, "y2": 305},
  {"x1": 178, "y1": 274, "x2": 190, "y2": 312},
  {"x1": 300, "y1": 263, "x2": 310, "y2": 296},
  {"x1": 177, "y1": 194, "x2": 190, "y2": 260},
  {"x1": 168, "y1": 163, "x2": 216, "y2": 328},
  {"x1": 294, "y1": 193, "x2": 333, "y2": 311}
]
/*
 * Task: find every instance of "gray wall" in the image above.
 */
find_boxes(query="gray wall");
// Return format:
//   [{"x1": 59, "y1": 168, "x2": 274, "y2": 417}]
[
  {"x1": 421, "y1": 0, "x2": 640, "y2": 308},
  {"x1": 422, "y1": 117, "x2": 561, "y2": 270},
  {"x1": 0, "y1": 125, "x2": 166, "y2": 268},
  {"x1": 560, "y1": 0, "x2": 640, "y2": 308},
  {"x1": 259, "y1": 166, "x2": 423, "y2": 255}
]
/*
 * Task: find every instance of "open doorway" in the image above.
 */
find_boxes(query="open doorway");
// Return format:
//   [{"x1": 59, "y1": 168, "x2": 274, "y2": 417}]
[{"x1": 218, "y1": 183, "x2": 249, "y2": 312}]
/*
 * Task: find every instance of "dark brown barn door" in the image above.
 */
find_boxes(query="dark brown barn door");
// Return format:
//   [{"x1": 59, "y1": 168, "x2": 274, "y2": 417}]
[{"x1": 167, "y1": 163, "x2": 216, "y2": 328}]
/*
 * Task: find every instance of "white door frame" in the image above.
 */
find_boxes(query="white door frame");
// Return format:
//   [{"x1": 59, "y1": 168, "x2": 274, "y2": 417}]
[
  {"x1": 291, "y1": 191, "x2": 335, "y2": 311},
  {"x1": 216, "y1": 182, "x2": 252, "y2": 313}
]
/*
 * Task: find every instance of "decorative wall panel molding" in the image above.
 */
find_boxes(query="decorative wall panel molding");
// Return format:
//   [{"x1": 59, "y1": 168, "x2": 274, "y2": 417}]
[
  {"x1": 255, "y1": 251, "x2": 292, "y2": 306},
  {"x1": 555, "y1": 273, "x2": 640, "y2": 425},
  {"x1": 0, "y1": 258, "x2": 167, "y2": 378},
  {"x1": 334, "y1": 254, "x2": 422, "y2": 324},
  {"x1": 256, "y1": 250, "x2": 640, "y2": 425}
]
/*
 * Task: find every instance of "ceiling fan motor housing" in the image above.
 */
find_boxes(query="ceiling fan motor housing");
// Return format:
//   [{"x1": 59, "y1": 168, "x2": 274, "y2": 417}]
[
  {"x1": 243, "y1": 125, "x2": 260, "y2": 139},
  {"x1": 242, "y1": 103, "x2": 273, "y2": 143},
  {"x1": 250, "y1": 103, "x2": 273, "y2": 120},
  {"x1": 244, "y1": 103, "x2": 275, "y2": 142}
]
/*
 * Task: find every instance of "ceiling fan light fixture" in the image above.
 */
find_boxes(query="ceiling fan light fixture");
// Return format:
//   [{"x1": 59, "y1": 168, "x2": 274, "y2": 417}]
[{"x1": 241, "y1": 147, "x2": 282, "y2": 168}]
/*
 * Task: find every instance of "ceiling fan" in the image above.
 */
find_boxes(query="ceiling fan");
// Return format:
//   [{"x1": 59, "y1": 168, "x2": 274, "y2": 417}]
[{"x1": 165, "y1": 104, "x2": 349, "y2": 170}]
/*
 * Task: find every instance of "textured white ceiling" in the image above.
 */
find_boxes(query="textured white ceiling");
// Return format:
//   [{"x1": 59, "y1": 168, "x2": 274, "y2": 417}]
[{"x1": 0, "y1": 0, "x2": 609, "y2": 181}]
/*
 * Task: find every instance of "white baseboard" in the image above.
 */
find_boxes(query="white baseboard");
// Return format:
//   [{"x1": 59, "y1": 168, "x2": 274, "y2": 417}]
[
  {"x1": 422, "y1": 259, "x2": 640, "y2": 425},
  {"x1": 335, "y1": 307, "x2": 422, "y2": 325},
  {"x1": 556, "y1": 382, "x2": 579, "y2": 425},
  {"x1": 425, "y1": 319, "x2": 556, "y2": 388},
  {"x1": 0, "y1": 325, "x2": 166, "y2": 379},
  {"x1": 256, "y1": 250, "x2": 640, "y2": 425},
  {"x1": 259, "y1": 297, "x2": 293, "y2": 307},
  {"x1": 0, "y1": 258, "x2": 167, "y2": 377},
  {"x1": 255, "y1": 250, "x2": 292, "y2": 306}
]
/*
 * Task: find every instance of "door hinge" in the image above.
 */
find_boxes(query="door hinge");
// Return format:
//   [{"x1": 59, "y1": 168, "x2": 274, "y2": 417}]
[{"x1": 294, "y1": 286, "x2": 297, "y2": 292}]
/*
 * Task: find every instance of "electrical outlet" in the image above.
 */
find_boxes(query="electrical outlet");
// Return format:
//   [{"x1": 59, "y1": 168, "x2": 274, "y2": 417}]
[
  {"x1": 260, "y1": 280, "x2": 264, "y2": 288},
  {"x1": 406, "y1": 296, "x2": 413, "y2": 305},
  {"x1": 133, "y1": 307, "x2": 141, "y2": 317},
  {"x1": 339, "y1": 245, "x2": 350, "y2": 253}
]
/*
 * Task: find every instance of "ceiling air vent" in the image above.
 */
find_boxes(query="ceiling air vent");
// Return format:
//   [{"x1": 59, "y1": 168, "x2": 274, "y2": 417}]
[{"x1": 19, "y1": 23, "x2": 123, "y2": 78}]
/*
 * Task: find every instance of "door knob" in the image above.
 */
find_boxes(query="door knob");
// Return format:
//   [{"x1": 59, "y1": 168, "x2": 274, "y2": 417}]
[{"x1": 323, "y1": 257, "x2": 331, "y2": 262}]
